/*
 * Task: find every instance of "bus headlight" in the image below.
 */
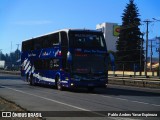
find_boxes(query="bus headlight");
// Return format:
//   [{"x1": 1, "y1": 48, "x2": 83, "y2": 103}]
[
  {"x1": 100, "y1": 79, "x2": 105, "y2": 81},
  {"x1": 74, "y1": 78, "x2": 80, "y2": 81},
  {"x1": 71, "y1": 77, "x2": 80, "y2": 81}
]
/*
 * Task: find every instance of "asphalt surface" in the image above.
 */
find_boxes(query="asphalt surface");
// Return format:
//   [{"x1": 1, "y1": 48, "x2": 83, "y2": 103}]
[{"x1": 0, "y1": 73, "x2": 160, "y2": 120}]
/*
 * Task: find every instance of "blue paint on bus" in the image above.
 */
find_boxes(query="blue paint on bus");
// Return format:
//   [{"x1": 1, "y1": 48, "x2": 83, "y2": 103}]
[{"x1": 21, "y1": 29, "x2": 108, "y2": 91}]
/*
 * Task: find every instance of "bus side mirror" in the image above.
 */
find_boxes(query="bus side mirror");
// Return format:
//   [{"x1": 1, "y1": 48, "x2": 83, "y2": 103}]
[
  {"x1": 109, "y1": 53, "x2": 115, "y2": 66},
  {"x1": 67, "y1": 51, "x2": 72, "y2": 63}
]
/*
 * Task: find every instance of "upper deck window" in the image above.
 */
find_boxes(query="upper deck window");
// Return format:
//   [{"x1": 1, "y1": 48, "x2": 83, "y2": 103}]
[
  {"x1": 69, "y1": 31, "x2": 106, "y2": 49},
  {"x1": 49, "y1": 33, "x2": 59, "y2": 46}
]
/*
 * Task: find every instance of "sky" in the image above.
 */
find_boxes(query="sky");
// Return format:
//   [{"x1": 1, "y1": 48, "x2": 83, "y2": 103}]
[{"x1": 0, "y1": 0, "x2": 160, "y2": 56}]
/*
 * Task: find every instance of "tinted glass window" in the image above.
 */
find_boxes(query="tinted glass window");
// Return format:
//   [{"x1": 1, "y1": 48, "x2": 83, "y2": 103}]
[
  {"x1": 42, "y1": 36, "x2": 49, "y2": 48},
  {"x1": 22, "y1": 40, "x2": 34, "y2": 51},
  {"x1": 34, "y1": 38, "x2": 43, "y2": 50},
  {"x1": 49, "y1": 33, "x2": 59, "y2": 47},
  {"x1": 61, "y1": 32, "x2": 68, "y2": 46},
  {"x1": 60, "y1": 32, "x2": 68, "y2": 69},
  {"x1": 34, "y1": 59, "x2": 60, "y2": 70},
  {"x1": 69, "y1": 31, "x2": 106, "y2": 49}
]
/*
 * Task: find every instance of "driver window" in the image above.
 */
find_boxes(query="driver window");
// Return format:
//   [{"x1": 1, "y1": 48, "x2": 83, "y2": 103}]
[{"x1": 60, "y1": 32, "x2": 68, "y2": 69}]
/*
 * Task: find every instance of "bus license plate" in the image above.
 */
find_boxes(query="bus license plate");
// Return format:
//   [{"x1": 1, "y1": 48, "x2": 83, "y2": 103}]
[{"x1": 88, "y1": 84, "x2": 94, "y2": 87}]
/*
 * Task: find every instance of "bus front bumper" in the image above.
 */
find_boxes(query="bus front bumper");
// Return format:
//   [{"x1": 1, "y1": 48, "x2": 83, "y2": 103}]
[{"x1": 64, "y1": 79, "x2": 108, "y2": 88}]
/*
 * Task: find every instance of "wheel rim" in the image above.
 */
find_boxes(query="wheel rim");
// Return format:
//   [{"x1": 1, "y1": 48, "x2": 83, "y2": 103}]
[{"x1": 57, "y1": 78, "x2": 62, "y2": 90}]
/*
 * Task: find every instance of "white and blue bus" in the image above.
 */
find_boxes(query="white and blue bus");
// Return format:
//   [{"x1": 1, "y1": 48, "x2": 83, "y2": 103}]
[{"x1": 21, "y1": 29, "x2": 108, "y2": 91}]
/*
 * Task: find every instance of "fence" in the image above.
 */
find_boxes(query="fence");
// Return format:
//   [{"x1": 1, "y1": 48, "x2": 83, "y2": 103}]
[
  {"x1": 108, "y1": 75, "x2": 160, "y2": 88},
  {"x1": 108, "y1": 62, "x2": 159, "y2": 77}
]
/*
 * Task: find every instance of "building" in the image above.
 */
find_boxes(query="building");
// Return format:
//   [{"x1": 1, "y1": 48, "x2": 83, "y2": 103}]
[{"x1": 96, "y1": 22, "x2": 120, "y2": 52}]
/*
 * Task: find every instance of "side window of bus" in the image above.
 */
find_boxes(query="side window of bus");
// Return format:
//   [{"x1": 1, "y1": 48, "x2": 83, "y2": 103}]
[
  {"x1": 49, "y1": 59, "x2": 59, "y2": 70},
  {"x1": 45, "y1": 59, "x2": 49, "y2": 70},
  {"x1": 43, "y1": 36, "x2": 49, "y2": 48},
  {"x1": 49, "y1": 33, "x2": 59, "y2": 47},
  {"x1": 60, "y1": 32, "x2": 68, "y2": 69},
  {"x1": 61, "y1": 32, "x2": 68, "y2": 47},
  {"x1": 22, "y1": 42, "x2": 26, "y2": 51},
  {"x1": 34, "y1": 59, "x2": 59, "y2": 70},
  {"x1": 22, "y1": 40, "x2": 34, "y2": 51},
  {"x1": 34, "y1": 60, "x2": 41, "y2": 70},
  {"x1": 34, "y1": 38, "x2": 43, "y2": 50}
]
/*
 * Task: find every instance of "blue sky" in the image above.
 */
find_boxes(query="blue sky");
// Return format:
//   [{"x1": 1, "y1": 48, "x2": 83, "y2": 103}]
[{"x1": 0, "y1": 0, "x2": 160, "y2": 55}]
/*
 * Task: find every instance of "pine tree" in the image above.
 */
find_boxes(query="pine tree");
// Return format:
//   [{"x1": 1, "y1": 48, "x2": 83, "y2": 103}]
[{"x1": 116, "y1": 0, "x2": 144, "y2": 70}]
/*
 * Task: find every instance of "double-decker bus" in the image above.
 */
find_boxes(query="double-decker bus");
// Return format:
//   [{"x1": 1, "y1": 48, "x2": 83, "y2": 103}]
[{"x1": 21, "y1": 29, "x2": 108, "y2": 91}]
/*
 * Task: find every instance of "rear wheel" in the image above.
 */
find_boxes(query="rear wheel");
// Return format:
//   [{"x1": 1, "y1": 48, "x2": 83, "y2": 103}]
[
  {"x1": 26, "y1": 73, "x2": 29, "y2": 82},
  {"x1": 29, "y1": 74, "x2": 36, "y2": 86}
]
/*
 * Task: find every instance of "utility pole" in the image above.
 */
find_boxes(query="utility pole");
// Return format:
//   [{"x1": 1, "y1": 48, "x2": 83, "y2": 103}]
[
  {"x1": 0, "y1": 49, "x2": 2, "y2": 60},
  {"x1": 143, "y1": 20, "x2": 152, "y2": 77},
  {"x1": 16, "y1": 44, "x2": 20, "y2": 60},
  {"x1": 149, "y1": 40, "x2": 156, "y2": 71},
  {"x1": 156, "y1": 37, "x2": 160, "y2": 78},
  {"x1": 11, "y1": 41, "x2": 12, "y2": 53},
  {"x1": 150, "y1": 40, "x2": 152, "y2": 71},
  {"x1": 153, "y1": 18, "x2": 160, "y2": 78},
  {"x1": 140, "y1": 33, "x2": 144, "y2": 76}
]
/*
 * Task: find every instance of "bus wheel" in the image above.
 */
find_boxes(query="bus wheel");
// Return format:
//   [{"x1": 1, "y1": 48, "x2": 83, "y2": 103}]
[
  {"x1": 87, "y1": 87, "x2": 95, "y2": 92},
  {"x1": 26, "y1": 73, "x2": 29, "y2": 82},
  {"x1": 29, "y1": 74, "x2": 35, "y2": 86},
  {"x1": 56, "y1": 77, "x2": 63, "y2": 91}
]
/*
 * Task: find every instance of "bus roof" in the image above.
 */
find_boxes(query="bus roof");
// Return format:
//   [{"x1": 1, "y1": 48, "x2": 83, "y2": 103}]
[{"x1": 23, "y1": 28, "x2": 102, "y2": 42}]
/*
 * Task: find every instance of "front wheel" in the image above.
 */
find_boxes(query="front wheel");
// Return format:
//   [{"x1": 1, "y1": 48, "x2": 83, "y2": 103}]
[
  {"x1": 87, "y1": 87, "x2": 95, "y2": 92},
  {"x1": 56, "y1": 77, "x2": 63, "y2": 91}
]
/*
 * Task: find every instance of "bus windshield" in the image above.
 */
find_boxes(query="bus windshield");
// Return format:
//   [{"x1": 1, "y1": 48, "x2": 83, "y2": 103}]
[
  {"x1": 69, "y1": 31, "x2": 106, "y2": 49},
  {"x1": 69, "y1": 31, "x2": 107, "y2": 75}
]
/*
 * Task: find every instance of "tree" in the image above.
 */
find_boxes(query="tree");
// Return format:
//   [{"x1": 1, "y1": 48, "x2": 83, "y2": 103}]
[
  {"x1": 0, "y1": 49, "x2": 21, "y2": 70},
  {"x1": 116, "y1": 0, "x2": 144, "y2": 70}
]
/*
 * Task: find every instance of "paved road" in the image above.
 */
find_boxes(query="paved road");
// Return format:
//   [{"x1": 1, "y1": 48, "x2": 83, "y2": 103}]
[{"x1": 0, "y1": 74, "x2": 160, "y2": 120}]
